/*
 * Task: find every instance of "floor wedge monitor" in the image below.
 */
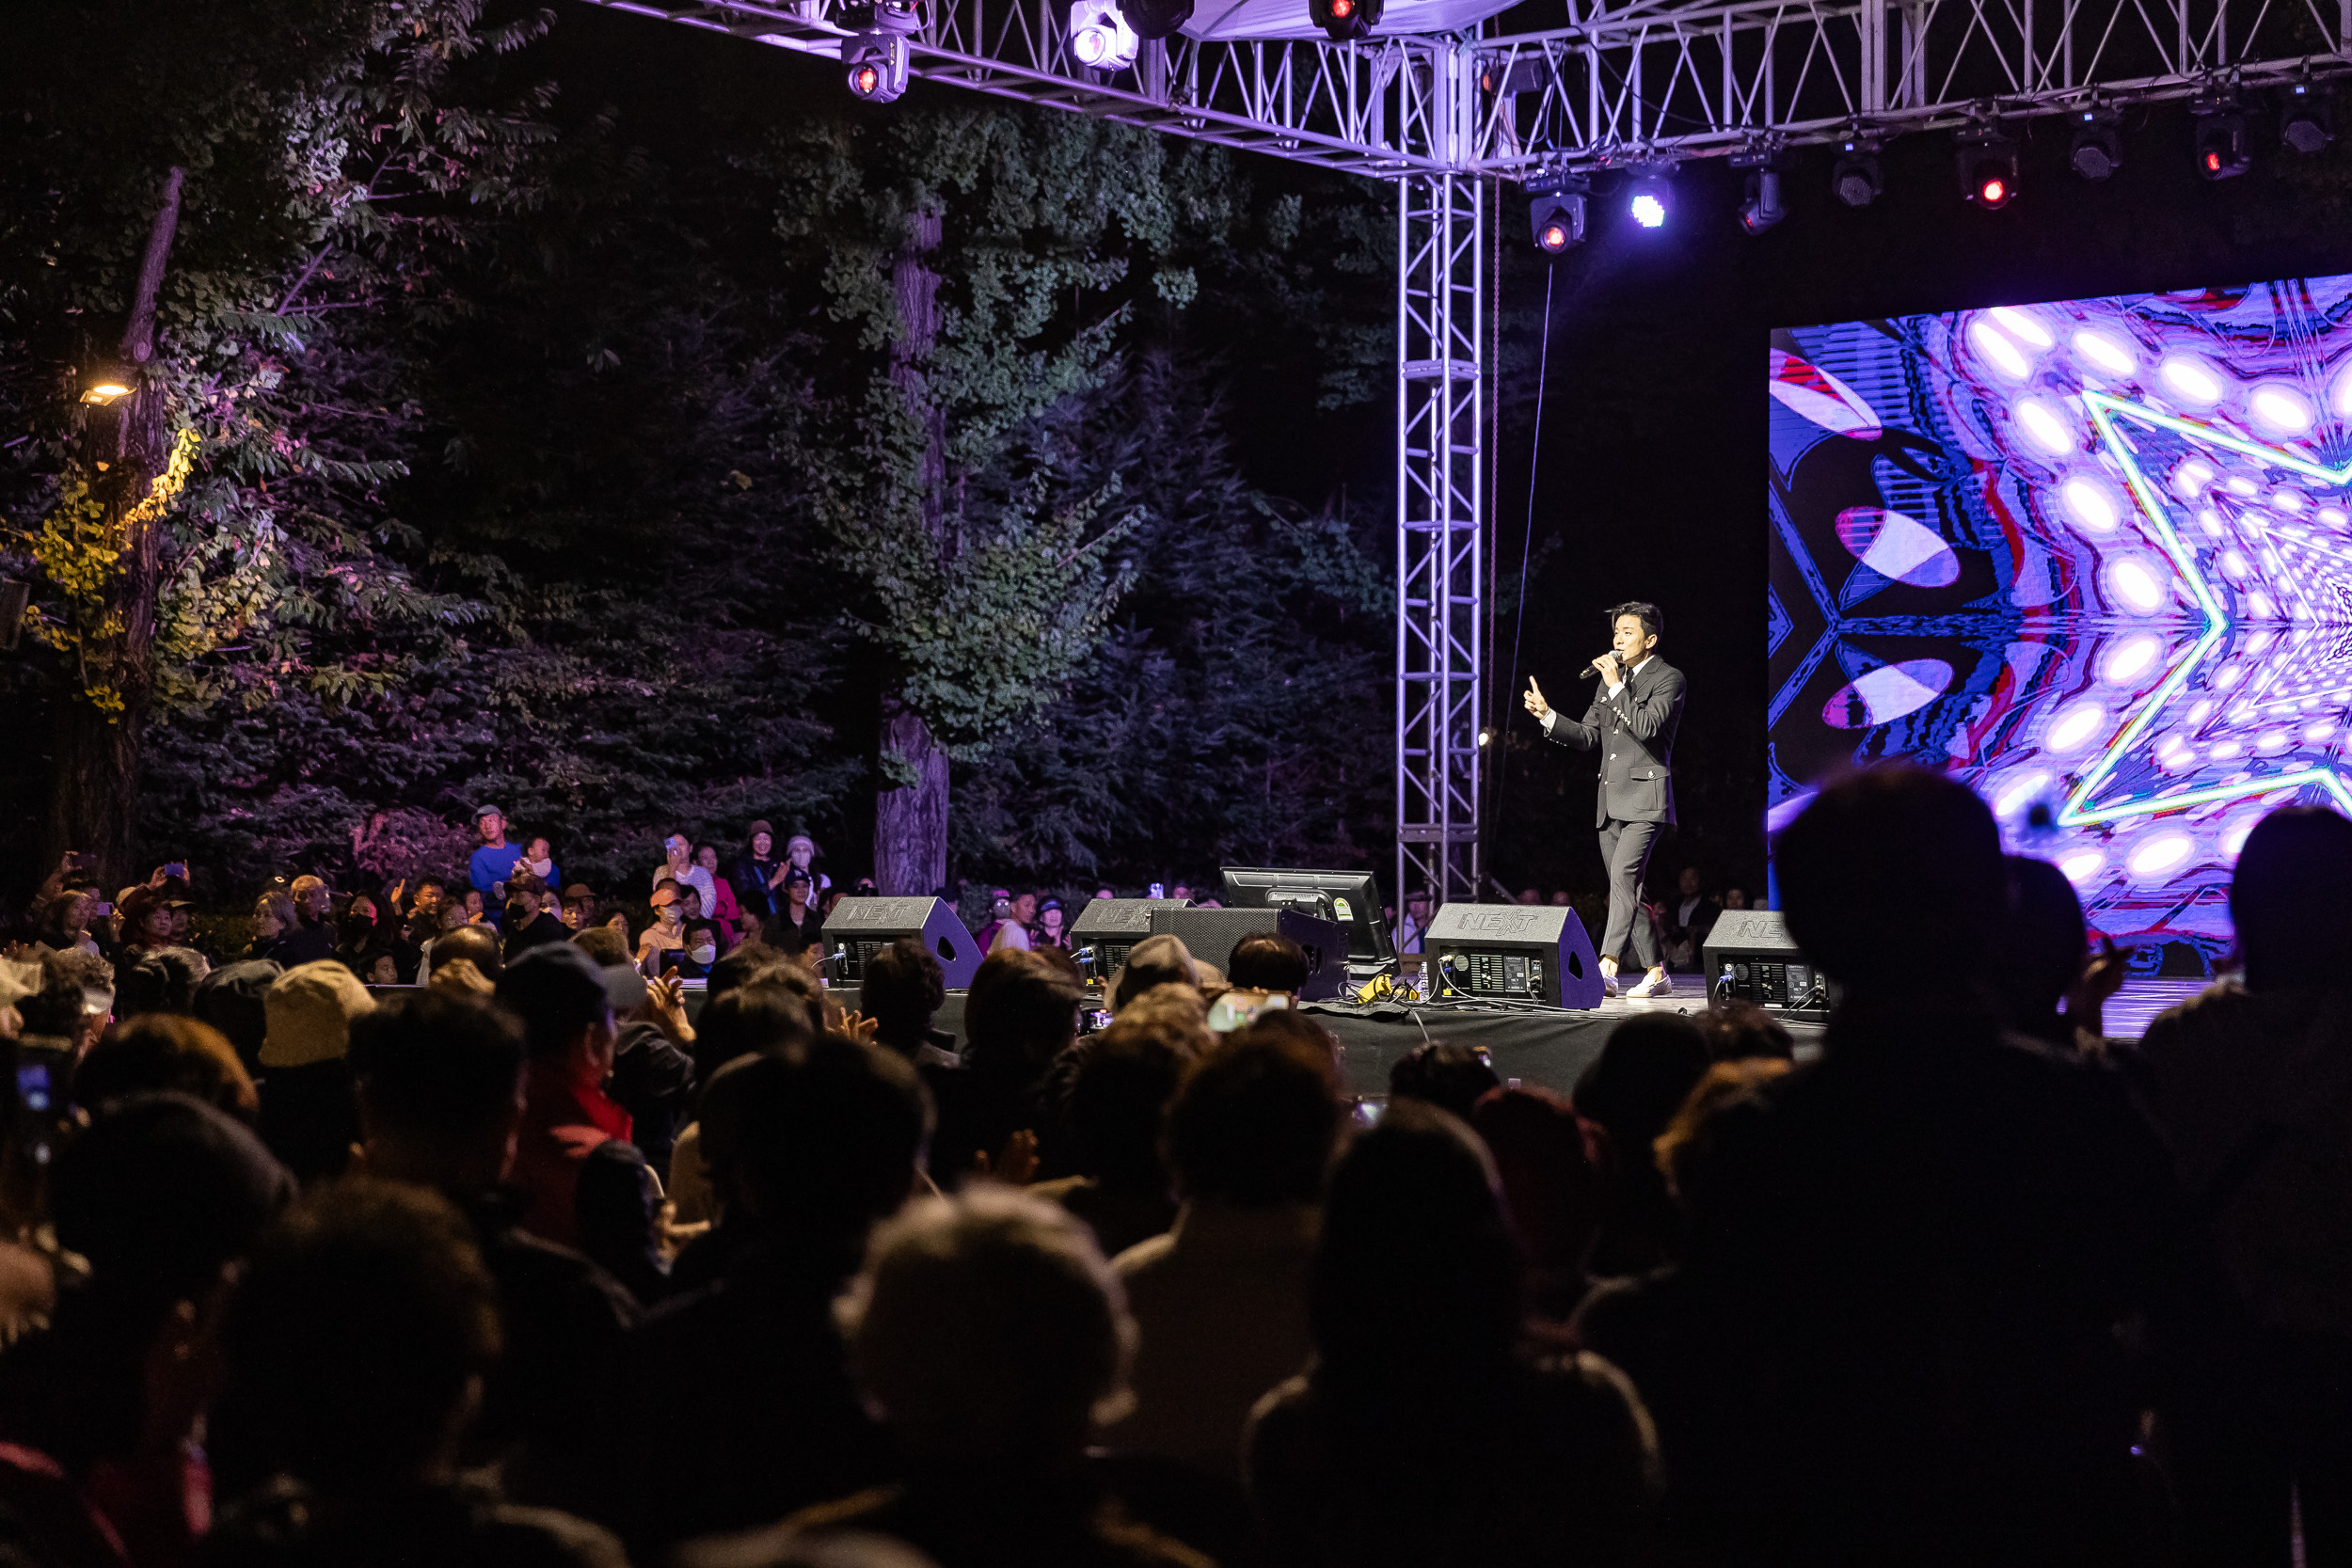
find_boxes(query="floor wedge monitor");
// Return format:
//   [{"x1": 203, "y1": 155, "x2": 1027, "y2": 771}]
[{"x1": 1422, "y1": 903, "x2": 1605, "y2": 1008}]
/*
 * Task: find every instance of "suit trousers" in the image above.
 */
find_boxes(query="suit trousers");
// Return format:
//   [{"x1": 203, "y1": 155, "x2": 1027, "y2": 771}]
[{"x1": 1597, "y1": 817, "x2": 1662, "y2": 971}]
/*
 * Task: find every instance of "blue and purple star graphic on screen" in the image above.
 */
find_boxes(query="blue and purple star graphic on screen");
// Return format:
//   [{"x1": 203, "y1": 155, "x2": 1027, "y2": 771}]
[{"x1": 1769, "y1": 278, "x2": 2352, "y2": 952}]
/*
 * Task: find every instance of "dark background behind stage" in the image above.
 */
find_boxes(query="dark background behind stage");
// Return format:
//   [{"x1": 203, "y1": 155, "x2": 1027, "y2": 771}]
[{"x1": 1480, "y1": 110, "x2": 2352, "y2": 902}]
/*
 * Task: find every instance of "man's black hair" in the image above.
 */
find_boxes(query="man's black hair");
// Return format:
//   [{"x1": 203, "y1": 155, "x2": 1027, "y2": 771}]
[
  {"x1": 1608, "y1": 600, "x2": 1663, "y2": 641},
  {"x1": 1389, "y1": 1039, "x2": 1502, "y2": 1123},
  {"x1": 222, "y1": 1179, "x2": 501, "y2": 1488},
  {"x1": 1165, "y1": 1029, "x2": 1342, "y2": 1206},
  {"x1": 1227, "y1": 931, "x2": 1312, "y2": 993},
  {"x1": 348, "y1": 990, "x2": 527, "y2": 1135},
  {"x1": 699, "y1": 1036, "x2": 930, "y2": 1236},
  {"x1": 863, "y1": 936, "x2": 947, "y2": 1053}
]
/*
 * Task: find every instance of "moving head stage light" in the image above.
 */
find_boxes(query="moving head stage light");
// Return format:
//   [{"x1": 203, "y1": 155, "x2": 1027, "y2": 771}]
[
  {"x1": 1958, "y1": 125, "x2": 2020, "y2": 207},
  {"x1": 840, "y1": 0, "x2": 919, "y2": 100},
  {"x1": 1525, "y1": 170, "x2": 1587, "y2": 254}
]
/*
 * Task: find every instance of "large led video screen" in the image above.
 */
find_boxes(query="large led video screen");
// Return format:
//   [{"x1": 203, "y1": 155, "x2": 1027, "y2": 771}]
[{"x1": 1769, "y1": 277, "x2": 2352, "y2": 955}]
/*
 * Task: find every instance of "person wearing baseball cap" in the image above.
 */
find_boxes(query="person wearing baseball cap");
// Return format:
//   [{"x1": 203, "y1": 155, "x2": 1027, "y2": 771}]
[
  {"x1": 636, "y1": 882, "x2": 688, "y2": 977},
  {"x1": 496, "y1": 945, "x2": 664, "y2": 1302},
  {"x1": 466, "y1": 804, "x2": 515, "y2": 914}
]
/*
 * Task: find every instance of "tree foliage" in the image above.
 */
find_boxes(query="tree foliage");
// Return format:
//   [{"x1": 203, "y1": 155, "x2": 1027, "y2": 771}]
[{"x1": 2, "y1": 9, "x2": 1396, "y2": 902}]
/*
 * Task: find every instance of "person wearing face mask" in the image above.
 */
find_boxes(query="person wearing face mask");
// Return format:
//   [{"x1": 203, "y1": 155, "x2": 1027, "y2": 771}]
[
  {"x1": 677, "y1": 923, "x2": 722, "y2": 980},
  {"x1": 637, "y1": 884, "x2": 688, "y2": 977},
  {"x1": 783, "y1": 833, "x2": 832, "y2": 900}
]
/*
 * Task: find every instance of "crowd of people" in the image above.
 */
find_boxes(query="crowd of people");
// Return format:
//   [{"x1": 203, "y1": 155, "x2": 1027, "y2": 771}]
[
  {"x1": 6, "y1": 811, "x2": 1212, "y2": 1001},
  {"x1": 0, "y1": 766, "x2": 2340, "y2": 1565}
]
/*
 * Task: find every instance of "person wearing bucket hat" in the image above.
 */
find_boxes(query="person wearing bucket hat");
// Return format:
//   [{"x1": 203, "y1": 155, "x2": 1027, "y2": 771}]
[{"x1": 255, "y1": 961, "x2": 376, "y2": 1184}]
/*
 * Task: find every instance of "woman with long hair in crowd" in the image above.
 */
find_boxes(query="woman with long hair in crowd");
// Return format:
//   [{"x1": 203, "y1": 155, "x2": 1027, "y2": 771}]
[
  {"x1": 1247, "y1": 1101, "x2": 1661, "y2": 1567},
  {"x1": 244, "y1": 891, "x2": 294, "y2": 963}
]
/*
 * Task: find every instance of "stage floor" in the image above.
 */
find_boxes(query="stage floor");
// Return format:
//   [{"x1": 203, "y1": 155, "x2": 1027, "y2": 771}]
[{"x1": 807, "y1": 974, "x2": 2213, "y2": 1103}]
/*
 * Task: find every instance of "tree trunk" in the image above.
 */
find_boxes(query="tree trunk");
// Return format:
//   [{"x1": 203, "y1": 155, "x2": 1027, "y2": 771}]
[
  {"x1": 44, "y1": 167, "x2": 184, "y2": 890},
  {"x1": 872, "y1": 206, "x2": 951, "y2": 895},
  {"x1": 874, "y1": 699, "x2": 951, "y2": 895}
]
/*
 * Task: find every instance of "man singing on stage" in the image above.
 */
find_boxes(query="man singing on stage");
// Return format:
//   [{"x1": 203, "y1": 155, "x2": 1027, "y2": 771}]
[{"x1": 1520, "y1": 601, "x2": 1687, "y2": 999}]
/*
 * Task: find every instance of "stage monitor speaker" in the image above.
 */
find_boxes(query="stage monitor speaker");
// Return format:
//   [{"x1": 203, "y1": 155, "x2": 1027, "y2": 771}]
[
  {"x1": 1147, "y1": 906, "x2": 1347, "y2": 1001},
  {"x1": 1423, "y1": 903, "x2": 1604, "y2": 1009},
  {"x1": 1702, "y1": 909, "x2": 1837, "y2": 1021},
  {"x1": 1069, "y1": 897, "x2": 1190, "y2": 983},
  {"x1": 818, "y1": 897, "x2": 982, "y2": 990}
]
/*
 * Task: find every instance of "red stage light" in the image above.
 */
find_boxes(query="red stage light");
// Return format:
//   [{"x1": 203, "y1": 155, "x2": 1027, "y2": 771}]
[
  {"x1": 1979, "y1": 176, "x2": 2006, "y2": 204},
  {"x1": 1331, "y1": 0, "x2": 1354, "y2": 15},
  {"x1": 1538, "y1": 222, "x2": 1566, "y2": 250},
  {"x1": 854, "y1": 64, "x2": 880, "y2": 91},
  {"x1": 2204, "y1": 150, "x2": 2222, "y2": 172}
]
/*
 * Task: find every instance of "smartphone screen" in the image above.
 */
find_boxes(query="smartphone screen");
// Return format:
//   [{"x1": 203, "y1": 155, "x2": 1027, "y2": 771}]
[
  {"x1": 90, "y1": 902, "x2": 113, "y2": 918},
  {"x1": 16, "y1": 1065, "x2": 50, "y2": 1116},
  {"x1": 1353, "y1": 1097, "x2": 1386, "y2": 1127},
  {"x1": 164, "y1": 862, "x2": 187, "y2": 879}
]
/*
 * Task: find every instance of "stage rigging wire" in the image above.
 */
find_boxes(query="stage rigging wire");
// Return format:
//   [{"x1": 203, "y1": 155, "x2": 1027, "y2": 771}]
[{"x1": 1487, "y1": 260, "x2": 1554, "y2": 872}]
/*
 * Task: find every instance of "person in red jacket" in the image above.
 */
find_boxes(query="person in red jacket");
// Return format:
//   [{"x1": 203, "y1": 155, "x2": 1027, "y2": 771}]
[{"x1": 494, "y1": 946, "x2": 667, "y2": 1305}]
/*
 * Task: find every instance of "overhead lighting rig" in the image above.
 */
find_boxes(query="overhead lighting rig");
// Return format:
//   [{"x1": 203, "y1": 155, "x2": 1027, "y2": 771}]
[
  {"x1": 1830, "y1": 133, "x2": 1883, "y2": 207},
  {"x1": 1622, "y1": 163, "x2": 1677, "y2": 230},
  {"x1": 2193, "y1": 89, "x2": 2251, "y2": 178},
  {"x1": 1068, "y1": 0, "x2": 1140, "y2": 69},
  {"x1": 1957, "y1": 122, "x2": 2020, "y2": 207},
  {"x1": 840, "y1": 0, "x2": 921, "y2": 101},
  {"x1": 2068, "y1": 103, "x2": 2124, "y2": 180},
  {"x1": 2281, "y1": 80, "x2": 2334, "y2": 153},
  {"x1": 1524, "y1": 169, "x2": 1587, "y2": 254},
  {"x1": 1732, "y1": 140, "x2": 1785, "y2": 233},
  {"x1": 1310, "y1": 0, "x2": 1380, "y2": 40}
]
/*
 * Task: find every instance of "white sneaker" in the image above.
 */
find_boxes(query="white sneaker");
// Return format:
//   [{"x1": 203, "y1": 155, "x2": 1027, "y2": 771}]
[{"x1": 1625, "y1": 972, "x2": 1673, "y2": 1000}]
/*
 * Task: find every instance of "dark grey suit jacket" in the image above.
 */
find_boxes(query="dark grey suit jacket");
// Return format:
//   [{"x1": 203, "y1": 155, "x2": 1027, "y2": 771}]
[{"x1": 1543, "y1": 657, "x2": 1687, "y2": 828}]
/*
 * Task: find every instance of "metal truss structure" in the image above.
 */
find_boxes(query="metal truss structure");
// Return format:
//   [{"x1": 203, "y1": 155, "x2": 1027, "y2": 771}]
[
  {"x1": 587, "y1": 0, "x2": 2352, "y2": 179},
  {"x1": 586, "y1": 0, "x2": 2349, "y2": 907},
  {"x1": 1396, "y1": 171, "x2": 1486, "y2": 909}
]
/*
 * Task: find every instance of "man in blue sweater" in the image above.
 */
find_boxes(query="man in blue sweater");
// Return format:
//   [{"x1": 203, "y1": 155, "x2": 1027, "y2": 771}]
[{"x1": 468, "y1": 805, "x2": 521, "y2": 918}]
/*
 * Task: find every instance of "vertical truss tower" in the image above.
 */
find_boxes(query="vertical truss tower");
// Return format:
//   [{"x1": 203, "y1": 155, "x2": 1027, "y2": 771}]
[{"x1": 1396, "y1": 60, "x2": 1486, "y2": 910}]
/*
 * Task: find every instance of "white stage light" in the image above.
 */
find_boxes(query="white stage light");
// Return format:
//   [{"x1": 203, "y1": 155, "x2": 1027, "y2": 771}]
[{"x1": 1069, "y1": 0, "x2": 1141, "y2": 68}]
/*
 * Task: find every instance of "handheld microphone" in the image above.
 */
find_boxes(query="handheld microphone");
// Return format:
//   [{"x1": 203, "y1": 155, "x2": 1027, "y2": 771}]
[{"x1": 1579, "y1": 656, "x2": 1621, "y2": 682}]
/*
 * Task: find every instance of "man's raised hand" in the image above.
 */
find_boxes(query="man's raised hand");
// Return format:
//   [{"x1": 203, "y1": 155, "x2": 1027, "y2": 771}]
[{"x1": 1523, "y1": 676, "x2": 1551, "y2": 721}]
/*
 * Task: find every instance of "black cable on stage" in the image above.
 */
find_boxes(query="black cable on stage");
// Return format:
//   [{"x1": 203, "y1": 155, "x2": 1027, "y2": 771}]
[{"x1": 1489, "y1": 261, "x2": 1555, "y2": 863}]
